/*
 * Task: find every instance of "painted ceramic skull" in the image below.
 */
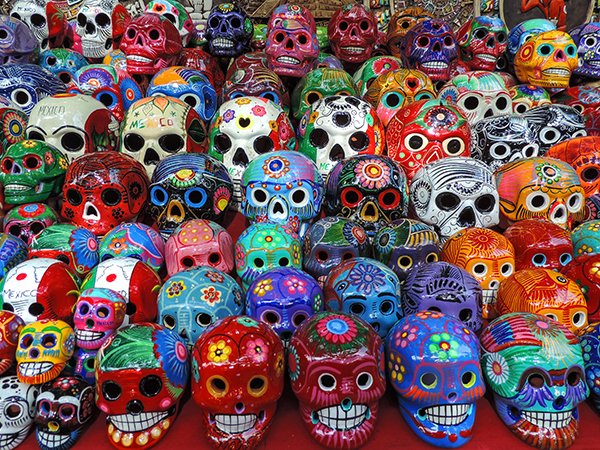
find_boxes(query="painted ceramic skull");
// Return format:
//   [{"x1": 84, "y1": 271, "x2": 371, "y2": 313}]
[
  {"x1": 386, "y1": 312, "x2": 485, "y2": 447},
  {"x1": 561, "y1": 253, "x2": 600, "y2": 322},
  {"x1": 205, "y1": 3, "x2": 253, "y2": 58},
  {"x1": 99, "y1": 223, "x2": 165, "y2": 273},
  {"x1": 326, "y1": 155, "x2": 408, "y2": 238},
  {"x1": 386, "y1": 7, "x2": 434, "y2": 58},
  {"x1": 386, "y1": 99, "x2": 471, "y2": 181},
  {"x1": 297, "y1": 95, "x2": 385, "y2": 179},
  {"x1": 328, "y1": 4, "x2": 380, "y2": 65},
  {"x1": 265, "y1": 4, "x2": 319, "y2": 78},
  {"x1": 0, "y1": 258, "x2": 79, "y2": 324},
  {"x1": 144, "y1": 0, "x2": 193, "y2": 46},
  {"x1": 579, "y1": 322, "x2": 600, "y2": 412},
  {"x1": 72, "y1": 348, "x2": 97, "y2": 385},
  {"x1": 441, "y1": 227, "x2": 515, "y2": 319},
  {"x1": 158, "y1": 266, "x2": 243, "y2": 349},
  {"x1": 10, "y1": 0, "x2": 68, "y2": 51},
  {"x1": 0, "y1": 64, "x2": 65, "y2": 115},
  {"x1": 0, "y1": 14, "x2": 38, "y2": 64},
  {"x1": 96, "y1": 323, "x2": 189, "y2": 450},
  {"x1": 16, "y1": 319, "x2": 75, "y2": 384},
  {"x1": 457, "y1": 16, "x2": 508, "y2": 71},
  {"x1": 73, "y1": 288, "x2": 126, "y2": 350},
  {"x1": 0, "y1": 105, "x2": 27, "y2": 154},
  {"x1": 38, "y1": 49, "x2": 86, "y2": 90},
  {"x1": 224, "y1": 66, "x2": 290, "y2": 114},
  {"x1": 191, "y1": 316, "x2": 284, "y2": 449},
  {"x1": 302, "y1": 217, "x2": 370, "y2": 287},
  {"x1": 35, "y1": 377, "x2": 94, "y2": 450},
  {"x1": 324, "y1": 257, "x2": 402, "y2": 338},
  {"x1": 289, "y1": 312, "x2": 385, "y2": 448},
  {"x1": 0, "y1": 234, "x2": 28, "y2": 283},
  {"x1": 509, "y1": 84, "x2": 551, "y2": 113},
  {"x1": 568, "y1": 22, "x2": 600, "y2": 79},
  {"x1": 571, "y1": 219, "x2": 600, "y2": 257},
  {"x1": 75, "y1": 0, "x2": 129, "y2": 60},
  {"x1": 4, "y1": 203, "x2": 58, "y2": 245},
  {"x1": 0, "y1": 375, "x2": 40, "y2": 450},
  {"x1": 0, "y1": 311, "x2": 25, "y2": 375},
  {"x1": 480, "y1": 313, "x2": 588, "y2": 450},
  {"x1": 179, "y1": 48, "x2": 225, "y2": 98},
  {"x1": 506, "y1": 18, "x2": 556, "y2": 63},
  {"x1": 352, "y1": 55, "x2": 403, "y2": 96}
]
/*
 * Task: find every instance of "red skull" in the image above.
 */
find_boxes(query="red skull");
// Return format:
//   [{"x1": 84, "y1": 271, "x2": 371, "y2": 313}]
[
  {"x1": 328, "y1": 4, "x2": 380, "y2": 64},
  {"x1": 0, "y1": 311, "x2": 24, "y2": 374},
  {"x1": 226, "y1": 51, "x2": 270, "y2": 79},
  {"x1": 562, "y1": 254, "x2": 600, "y2": 321},
  {"x1": 179, "y1": 48, "x2": 225, "y2": 97},
  {"x1": 191, "y1": 316, "x2": 284, "y2": 450},
  {"x1": 120, "y1": 13, "x2": 182, "y2": 75},
  {"x1": 61, "y1": 152, "x2": 149, "y2": 236}
]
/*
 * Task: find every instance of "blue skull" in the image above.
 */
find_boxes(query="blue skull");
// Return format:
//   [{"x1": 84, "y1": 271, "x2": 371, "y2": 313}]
[
  {"x1": 39, "y1": 49, "x2": 89, "y2": 86},
  {"x1": 0, "y1": 64, "x2": 65, "y2": 114},
  {"x1": 72, "y1": 348, "x2": 97, "y2": 385},
  {"x1": 580, "y1": 322, "x2": 600, "y2": 412}
]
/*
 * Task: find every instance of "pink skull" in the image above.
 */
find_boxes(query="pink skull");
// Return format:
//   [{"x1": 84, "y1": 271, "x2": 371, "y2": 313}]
[
  {"x1": 73, "y1": 288, "x2": 126, "y2": 350},
  {"x1": 328, "y1": 4, "x2": 380, "y2": 64},
  {"x1": 265, "y1": 4, "x2": 319, "y2": 78}
]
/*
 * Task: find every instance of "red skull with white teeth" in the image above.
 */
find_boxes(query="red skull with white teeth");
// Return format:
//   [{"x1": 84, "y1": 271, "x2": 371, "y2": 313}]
[{"x1": 328, "y1": 4, "x2": 380, "y2": 64}]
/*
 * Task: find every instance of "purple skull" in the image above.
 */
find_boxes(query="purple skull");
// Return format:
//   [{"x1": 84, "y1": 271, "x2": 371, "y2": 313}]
[
  {"x1": 570, "y1": 22, "x2": 600, "y2": 79},
  {"x1": 72, "y1": 348, "x2": 97, "y2": 385},
  {"x1": 0, "y1": 15, "x2": 38, "y2": 65},
  {"x1": 205, "y1": 3, "x2": 253, "y2": 58}
]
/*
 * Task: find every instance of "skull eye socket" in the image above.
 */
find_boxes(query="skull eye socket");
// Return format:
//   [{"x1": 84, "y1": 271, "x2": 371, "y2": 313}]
[
  {"x1": 11, "y1": 89, "x2": 32, "y2": 108},
  {"x1": 101, "y1": 188, "x2": 122, "y2": 206},
  {"x1": 41, "y1": 334, "x2": 57, "y2": 348},
  {"x1": 208, "y1": 252, "x2": 221, "y2": 265},
  {"x1": 102, "y1": 381, "x2": 122, "y2": 401},
  {"x1": 435, "y1": 192, "x2": 461, "y2": 211},
  {"x1": 254, "y1": 257, "x2": 265, "y2": 268},
  {"x1": 443, "y1": 36, "x2": 454, "y2": 47},
  {"x1": 383, "y1": 92, "x2": 403, "y2": 108},
  {"x1": 473, "y1": 28, "x2": 487, "y2": 40},
  {"x1": 350, "y1": 302, "x2": 366, "y2": 315},
  {"x1": 461, "y1": 371, "x2": 476, "y2": 388},
  {"x1": 318, "y1": 373, "x2": 337, "y2": 391},
  {"x1": 495, "y1": 96, "x2": 509, "y2": 111},
  {"x1": 472, "y1": 263, "x2": 488, "y2": 276},
  {"x1": 463, "y1": 95, "x2": 480, "y2": 110},
  {"x1": 349, "y1": 131, "x2": 369, "y2": 151},
  {"x1": 532, "y1": 253, "x2": 547, "y2": 266},
  {"x1": 341, "y1": 187, "x2": 363, "y2": 208},
  {"x1": 59, "y1": 405, "x2": 75, "y2": 420},
  {"x1": 420, "y1": 372, "x2": 437, "y2": 389},
  {"x1": 208, "y1": 376, "x2": 229, "y2": 397},
  {"x1": 20, "y1": 334, "x2": 34, "y2": 349},
  {"x1": 181, "y1": 257, "x2": 194, "y2": 268},
  {"x1": 230, "y1": 17, "x2": 242, "y2": 28},
  {"x1": 126, "y1": 28, "x2": 136, "y2": 40},
  {"x1": 565, "y1": 44, "x2": 577, "y2": 57},
  {"x1": 459, "y1": 308, "x2": 473, "y2": 323},
  {"x1": 572, "y1": 311, "x2": 587, "y2": 328},
  {"x1": 7, "y1": 225, "x2": 21, "y2": 237},
  {"x1": 417, "y1": 36, "x2": 429, "y2": 47},
  {"x1": 148, "y1": 29, "x2": 161, "y2": 40},
  {"x1": 208, "y1": 17, "x2": 219, "y2": 28},
  {"x1": 567, "y1": 193, "x2": 583, "y2": 212},
  {"x1": 213, "y1": 133, "x2": 232, "y2": 153},
  {"x1": 278, "y1": 257, "x2": 290, "y2": 266},
  {"x1": 184, "y1": 188, "x2": 207, "y2": 208},
  {"x1": 538, "y1": 44, "x2": 553, "y2": 56},
  {"x1": 24, "y1": 155, "x2": 42, "y2": 170},
  {"x1": 567, "y1": 368, "x2": 583, "y2": 386},
  {"x1": 426, "y1": 252, "x2": 438, "y2": 263},
  {"x1": 290, "y1": 187, "x2": 309, "y2": 207},
  {"x1": 380, "y1": 300, "x2": 394, "y2": 315},
  {"x1": 84, "y1": 356, "x2": 96, "y2": 370},
  {"x1": 527, "y1": 373, "x2": 546, "y2": 388},
  {"x1": 475, "y1": 194, "x2": 496, "y2": 213},
  {"x1": 339, "y1": 21, "x2": 349, "y2": 32},
  {"x1": 261, "y1": 311, "x2": 280, "y2": 324},
  {"x1": 342, "y1": 252, "x2": 354, "y2": 260},
  {"x1": 196, "y1": 313, "x2": 212, "y2": 327},
  {"x1": 274, "y1": 32, "x2": 285, "y2": 43},
  {"x1": 140, "y1": 375, "x2": 162, "y2": 397},
  {"x1": 585, "y1": 36, "x2": 597, "y2": 47},
  {"x1": 515, "y1": 102, "x2": 528, "y2": 113},
  {"x1": 292, "y1": 312, "x2": 308, "y2": 327},
  {"x1": 397, "y1": 255, "x2": 413, "y2": 270},
  {"x1": 298, "y1": 34, "x2": 309, "y2": 45},
  {"x1": 581, "y1": 166, "x2": 600, "y2": 182},
  {"x1": 253, "y1": 136, "x2": 274, "y2": 154},
  {"x1": 305, "y1": 91, "x2": 322, "y2": 105},
  {"x1": 97, "y1": 306, "x2": 110, "y2": 318},
  {"x1": 404, "y1": 133, "x2": 428, "y2": 152},
  {"x1": 159, "y1": 134, "x2": 185, "y2": 153},
  {"x1": 442, "y1": 137, "x2": 465, "y2": 156},
  {"x1": 560, "y1": 253, "x2": 572, "y2": 265},
  {"x1": 360, "y1": 20, "x2": 371, "y2": 31},
  {"x1": 316, "y1": 250, "x2": 329, "y2": 262},
  {"x1": 309, "y1": 128, "x2": 329, "y2": 149},
  {"x1": 38, "y1": 400, "x2": 50, "y2": 416},
  {"x1": 61, "y1": 132, "x2": 85, "y2": 153},
  {"x1": 96, "y1": 13, "x2": 110, "y2": 27},
  {"x1": 123, "y1": 133, "x2": 145, "y2": 152},
  {"x1": 78, "y1": 302, "x2": 90, "y2": 315},
  {"x1": 357, "y1": 372, "x2": 373, "y2": 390},
  {"x1": 250, "y1": 187, "x2": 269, "y2": 206},
  {"x1": 497, "y1": 32, "x2": 507, "y2": 44},
  {"x1": 27, "y1": 131, "x2": 45, "y2": 141},
  {"x1": 377, "y1": 189, "x2": 401, "y2": 210},
  {"x1": 163, "y1": 314, "x2": 176, "y2": 329},
  {"x1": 77, "y1": 13, "x2": 86, "y2": 27},
  {"x1": 526, "y1": 192, "x2": 550, "y2": 211},
  {"x1": 30, "y1": 13, "x2": 46, "y2": 28},
  {"x1": 150, "y1": 186, "x2": 168, "y2": 206},
  {"x1": 1, "y1": 158, "x2": 13, "y2": 173},
  {"x1": 490, "y1": 142, "x2": 511, "y2": 159},
  {"x1": 248, "y1": 376, "x2": 268, "y2": 397},
  {"x1": 6, "y1": 403, "x2": 23, "y2": 419},
  {"x1": 539, "y1": 126, "x2": 560, "y2": 144}
]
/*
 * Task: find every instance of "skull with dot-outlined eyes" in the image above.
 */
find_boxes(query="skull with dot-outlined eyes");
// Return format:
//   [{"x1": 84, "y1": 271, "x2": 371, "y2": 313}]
[{"x1": 0, "y1": 375, "x2": 40, "y2": 450}]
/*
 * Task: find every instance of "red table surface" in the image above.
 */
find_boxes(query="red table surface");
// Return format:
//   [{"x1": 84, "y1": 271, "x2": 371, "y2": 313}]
[{"x1": 17, "y1": 385, "x2": 600, "y2": 450}]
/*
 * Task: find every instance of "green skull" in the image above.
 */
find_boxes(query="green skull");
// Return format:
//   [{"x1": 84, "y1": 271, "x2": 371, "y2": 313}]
[
  {"x1": 352, "y1": 56, "x2": 404, "y2": 96},
  {"x1": 0, "y1": 140, "x2": 67, "y2": 205},
  {"x1": 291, "y1": 68, "x2": 358, "y2": 121}
]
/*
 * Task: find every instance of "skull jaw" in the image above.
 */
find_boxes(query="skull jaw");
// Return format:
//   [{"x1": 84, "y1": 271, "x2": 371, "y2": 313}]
[
  {"x1": 574, "y1": 62, "x2": 600, "y2": 79},
  {"x1": 3, "y1": 181, "x2": 55, "y2": 205},
  {"x1": 106, "y1": 405, "x2": 177, "y2": 449},
  {"x1": 125, "y1": 54, "x2": 178, "y2": 75},
  {"x1": 0, "y1": 425, "x2": 31, "y2": 450},
  {"x1": 75, "y1": 328, "x2": 111, "y2": 350},
  {"x1": 201, "y1": 408, "x2": 273, "y2": 450},
  {"x1": 17, "y1": 361, "x2": 63, "y2": 385},
  {"x1": 35, "y1": 427, "x2": 82, "y2": 450}
]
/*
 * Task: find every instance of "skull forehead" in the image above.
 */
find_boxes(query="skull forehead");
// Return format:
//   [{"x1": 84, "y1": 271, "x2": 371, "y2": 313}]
[
  {"x1": 28, "y1": 93, "x2": 108, "y2": 131},
  {"x1": 214, "y1": 97, "x2": 286, "y2": 135},
  {"x1": 499, "y1": 269, "x2": 586, "y2": 307},
  {"x1": 243, "y1": 151, "x2": 320, "y2": 186},
  {"x1": 416, "y1": 157, "x2": 494, "y2": 191},
  {"x1": 442, "y1": 228, "x2": 514, "y2": 260},
  {"x1": 0, "y1": 375, "x2": 38, "y2": 401},
  {"x1": 327, "y1": 257, "x2": 399, "y2": 294},
  {"x1": 123, "y1": 96, "x2": 191, "y2": 134},
  {"x1": 393, "y1": 99, "x2": 468, "y2": 132}
]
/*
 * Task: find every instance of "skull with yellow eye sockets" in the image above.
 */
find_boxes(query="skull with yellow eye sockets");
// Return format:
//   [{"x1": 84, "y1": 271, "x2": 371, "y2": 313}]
[
  {"x1": 509, "y1": 85, "x2": 551, "y2": 114},
  {"x1": 385, "y1": 99, "x2": 471, "y2": 182},
  {"x1": 441, "y1": 227, "x2": 515, "y2": 319},
  {"x1": 496, "y1": 269, "x2": 588, "y2": 334},
  {"x1": 495, "y1": 157, "x2": 586, "y2": 230}
]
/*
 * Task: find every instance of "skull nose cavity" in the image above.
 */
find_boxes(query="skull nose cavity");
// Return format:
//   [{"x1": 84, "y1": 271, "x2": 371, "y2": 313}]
[
  {"x1": 233, "y1": 148, "x2": 249, "y2": 167},
  {"x1": 486, "y1": 36, "x2": 495, "y2": 47},
  {"x1": 285, "y1": 38, "x2": 294, "y2": 50},
  {"x1": 488, "y1": 280, "x2": 500, "y2": 290},
  {"x1": 86, "y1": 319, "x2": 95, "y2": 329},
  {"x1": 280, "y1": 330, "x2": 292, "y2": 341},
  {"x1": 555, "y1": 49, "x2": 566, "y2": 62},
  {"x1": 341, "y1": 398, "x2": 353, "y2": 412},
  {"x1": 362, "y1": 202, "x2": 377, "y2": 220},
  {"x1": 553, "y1": 396, "x2": 566, "y2": 410},
  {"x1": 458, "y1": 206, "x2": 476, "y2": 227},
  {"x1": 127, "y1": 400, "x2": 144, "y2": 415},
  {"x1": 235, "y1": 402, "x2": 244, "y2": 413},
  {"x1": 86, "y1": 22, "x2": 95, "y2": 34},
  {"x1": 29, "y1": 348, "x2": 40, "y2": 359},
  {"x1": 11, "y1": 164, "x2": 21, "y2": 174},
  {"x1": 329, "y1": 144, "x2": 345, "y2": 161},
  {"x1": 448, "y1": 391, "x2": 458, "y2": 401},
  {"x1": 144, "y1": 148, "x2": 160, "y2": 166},
  {"x1": 432, "y1": 41, "x2": 441, "y2": 52}
]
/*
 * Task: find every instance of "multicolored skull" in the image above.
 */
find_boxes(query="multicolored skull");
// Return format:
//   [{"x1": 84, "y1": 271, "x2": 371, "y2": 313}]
[
  {"x1": 561, "y1": 253, "x2": 600, "y2": 321},
  {"x1": 441, "y1": 227, "x2": 515, "y2": 319},
  {"x1": 158, "y1": 267, "x2": 243, "y2": 348},
  {"x1": 73, "y1": 287, "x2": 126, "y2": 350},
  {"x1": 179, "y1": 48, "x2": 225, "y2": 98},
  {"x1": 96, "y1": 324, "x2": 189, "y2": 450},
  {"x1": 0, "y1": 311, "x2": 24, "y2": 374},
  {"x1": 4, "y1": 203, "x2": 56, "y2": 246},
  {"x1": 0, "y1": 234, "x2": 28, "y2": 283},
  {"x1": 205, "y1": 3, "x2": 253, "y2": 58},
  {"x1": 351, "y1": 55, "x2": 403, "y2": 96},
  {"x1": 39, "y1": 49, "x2": 89, "y2": 86},
  {"x1": 509, "y1": 84, "x2": 551, "y2": 113},
  {"x1": 323, "y1": 257, "x2": 402, "y2": 338},
  {"x1": 386, "y1": 99, "x2": 471, "y2": 181},
  {"x1": 10, "y1": 0, "x2": 68, "y2": 51},
  {"x1": 571, "y1": 219, "x2": 600, "y2": 257},
  {"x1": 0, "y1": 375, "x2": 40, "y2": 450},
  {"x1": 506, "y1": 18, "x2": 556, "y2": 63},
  {"x1": 35, "y1": 377, "x2": 94, "y2": 450},
  {"x1": 100, "y1": 223, "x2": 164, "y2": 273},
  {"x1": 495, "y1": 157, "x2": 585, "y2": 230},
  {"x1": 0, "y1": 64, "x2": 65, "y2": 114},
  {"x1": 144, "y1": 0, "x2": 193, "y2": 46},
  {"x1": 456, "y1": 16, "x2": 508, "y2": 71},
  {"x1": 0, "y1": 14, "x2": 39, "y2": 65},
  {"x1": 235, "y1": 223, "x2": 302, "y2": 290},
  {"x1": 72, "y1": 348, "x2": 97, "y2": 385},
  {"x1": 75, "y1": 0, "x2": 129, "y2": 60},
  {"x1": 0, "y1": 258, "x2": 79, "y2": 324},
  {"x1": 480, "y1": 313, "x2": 588, "y2": 450},
  {"x1": 569, "y1": 22, "x2": 600, "y2": 79},
  {"x1": 579, "y1": 322, "x2": 600, "y2": 412},
  {"x1": 386, "y1": 311, "x2": 484, "y2": 447},
  {"x1": 223, "y1": 66, "x2": 289, "y2": 114},
  {"x1": 0, "y1": 105, "x2": 27, "y2": 154},
  {"x1": 265, "y1": 4, "x2": 319, "y2": 78},
  {"x1": 16, "y1": 319, "x2": 75, "y2": 384},
  {"x1": 289, "y1": 312, "x2": 385, "y2": 448},
  {"x1": 61, "y1": 152, "x2": 149, "y2": 236},
  {"x1": 552, "y1": 86, "x2": 600, "y2": 138},
  {"x1": 326, "y1": 155, "x2": 408, "y2": 237},
  {"x1": 191, "y1": 316, "x2": 284, "y2": 449},
  {"x1": 386, "y1": 7, "x2": 434, "y2": 58},
  {"x1": 328, "y1": 4, "x2": 380, "y2": 65}
]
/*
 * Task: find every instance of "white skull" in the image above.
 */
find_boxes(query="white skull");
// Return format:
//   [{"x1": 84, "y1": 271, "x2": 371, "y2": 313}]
[
  {"x1": 410, "y1": 157, "x2": 499, "y2": 239},
  {"x1": 76, "y1": 0, "x2": 119, "y2": 59},
  {"x1": 10, "y1": 0, "x2": 50, "y2": 51},
  {"x1": 0, "y1": 375, "x2": 40, "y2": 450}
]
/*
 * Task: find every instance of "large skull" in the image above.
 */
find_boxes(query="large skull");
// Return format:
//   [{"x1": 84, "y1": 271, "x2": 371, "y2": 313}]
[
  {"x1": 0, "y1": 64, "x2": 65, "y2": 115},
  {"x1": 76, "y1": 0, "x2": 129, "y2": 60},
  {"x1": 328, "y1": 4, "x2": 380, "y2": 65},
  {"x1": 456, "y1": 16, "x2": 508, "y2": 71},
  {"x1": 4, "y1": 202, "x2": 54, "y2": 246},
  {"x1": 205, "y1": 3, "x2": 253, "y2": 58},
  {"x1": 0, "y1": 14, "x2": 38, "y2": 64},
  {"x1": 73, "y1": 288, "x2": 126, "y2": 350},
  {"x1": 10, "y1": 0, "x2": 68, "y2": 51},
  {"x1": 0, "y1": 375, "x2": 40, "y2": 450}
]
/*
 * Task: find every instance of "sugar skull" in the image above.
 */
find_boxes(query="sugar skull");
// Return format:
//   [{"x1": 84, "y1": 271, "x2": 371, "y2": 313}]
[
  {"x1": 509, "y1": 84, "x2": 551, "y2": 113},
  {"x1": 10, "y1": 0, "x2": 68, "y2": 51},
  {"x1": 27, "y1": 93, "x2": 117, "y2": 161},
  {"x1": 302, "y1": 217, "x2": 370, "y2": 287},
  {"x1": 456, "y1": 16, "x2": 508, "y2": 71},
  {"x1": 0, "y1": 105, "x2": 27, "y2": 154},
  {"x1": 495, "y1": 157, "x2": 585, "y2": 230},
  {"x1": 579, "y1": 322, "x2": 600, "y2": 412},
  {"x1": 0, "y1": 14, "x2": 39, "y2": 65},
  {"x1": 72, "y1": 348, "x2": 97, "y2": 385},
  {"x1": 386, "y1": 312, "x2": 484, "y2": 447},
  {"x1": 506, "y1": 18, "x2": 556, "y2": 63},
  {"x1": 386, "y1": 99, "x2": 471, "y2": 181},
  {"x1": 61, "y1": 152, "x2": 149, "y2": 236},
  {"x1": 145, "y1": 0, "x2": 193, "y2": 46},
  {"x1": 191, "y1": 316, "x2": 284, "y2": 449},
  {"x1": 226, "y1": 51, "x2": 269, "y2": 78},
  {"x1": 480, "y1": 313, "x2": 588, "y2": 450},
  {"x1": 39, "y1": 49, "x2": 89, "y2": 86},
  {"x1": 96, "y1": 324, "x2": 189, "y2": 449},
  {"x1": 0, "y1": 64, "x2": 65, "y2": 114},
  {"x1": 402, "y1": 19, "x2": 458, "y2": 82},
  {"x1": 552, "y1": 86, "x2": 600, "y2": 138},
  {"x1": 0, "y1": 375, "x2": 40, "y2": 450},
  {"x1": 0, "y1": 311, "x2": 25, "y2": 375},
  {"x1": 179, "y1": 48, "x2": 225, "y2": 98},
  {"x1": 208, "y1": 97, "x2": 296, "y2": 209},
  {"x1": 16, "y1": 319, "x2": 75, "y2": 384},
  {"x1": 504, "y1": 218, "x2": 573, "y2": 271},
  {"x1": 0, "y1": 258, "x2": 79, "y2": 324},
  {"x1": 571, "y1": 219, "x2": 600, "y2": 257},
  {"x1": 328, "y1": 4, "x2": 380, "y2": 65},
  {"x1": 100, "y1": 223, "x2": 164, "y2": 273},
  {"x1": 235, "y1": 223, "x2": 302, "y2": 290},
  {"x1": 561, "y1": 254, "x2": 600, "y2": 321},
  {"x1": 0, "y1": 233, "x2": 30, "y2": 281},
  {"x1": 386, "y1": 7, "x2": 434, "y2": 58},
  {"x1": 223, "y1": 66, "x2": 290, "y2": 114},
  {"x1": 205, "y1": 3, "x2": 253, "y2": 58},
  {"x1": 569, "y1": 22, "x2": 600, "y2": 79},
  {"x1": 158, "y1": 266, "x2": 243, "y2": 349},
  {"x1": 265, "y1": 4, "x2": 319, "y2": 78},
  {"x1": 81, "y1": 257, "x2": 161, "y2": 325},
  {"x1": 323, "y1": 257, "x2": 402, "y2": 338},
  {"x1": 441, "y1": 227, "x2": 515, "y2": 319},
  {"x1": 164, "y1": 219, "x2": 233, "y2": 277},
  {"x1": 29, "y1": 224, "x2": 100, "y2": 276},
  {"x1": 352, "y1": 55, "x2": 403, "y2": 96},
  {"x1": 0, "y1": 139, "x2": 67, "y2": 205},
  {"x1": 289, "y1": 312, "x2": 385, "y2": 448},
  {"x1": 73, "y1": 288, "x2": 126, "y2": 350},
  {"x1": 75, "y1": 0, "x2": 129, "y2": 60},
  {"x1": 326, "y1": 155, "x2": 408, "y2": 237},
  {"x1": 247, "y1": 267, "x2": 321, "y2": 343},
  {"x1": 34, "y1": 376, "x2": 94, "y2": 450}
]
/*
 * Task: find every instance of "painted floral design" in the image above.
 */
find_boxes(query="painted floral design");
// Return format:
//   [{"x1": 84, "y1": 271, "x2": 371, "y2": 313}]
[
  {"x1": 388, "y1": 352, "x2": 406, "y2": 383},
  {"x1": 253, "y1": 278, "x2": 273, "y2": 297},
  {"x1": 237, "y1": 317, "x2": 259, "y2": 328},
  {"x1": 316, "y1": 314, "x2": 358, "y2": 344},
  {"x1": 55, "y1": 377, "x2": 79, "y2": 390},
  {"x1": 257, "y1": 229, "x2": 284, "y2": 248},
  {"x1": 244, "y1": 337, "x2": 268, "y2": 363},
  {"x1": 202, "y1": 287, "x2": 221, "y2": 305},
  {"x1": 207, "y1": 339, "x2": 231, "y2": 363},
  {"x1": 58, "y1": 158, "x2": 68, "y2": 170},
  {"x1": 223, "y1": 109, "x2": 236, "y2": 123},
  {"x1": 416, "y1": 310, "x2": 443, "y2": 320},
  {"x1": 347, "y1": 262, "x2": 385, "y2": 295},
  {"x1": 107, "y1": 236, "x2": 128, "y2": 255},
  {"x1": 485, "y1": 352, "x2": 509, "y2": 385},
  {"x1": 262, "y1": 156, "x2": 290, "y2": 179},
  {"x1": 213, "y1": 186, "x2": 231, "y2": 213},
  {"x1": 251, "y1": 105, "x2": 266, "y2": 116},
  {"x1": 354, "y1": 159, "x2": 391, "y2": 190},
  {"x1": 284, "y1": 275, "x2": 306, "y2": 294},
  {"x1": 235, "y1": 97, "x2": 251, "y2": 105},
  {"x1": 70, "y1": 228, "x2": 99, "y2": 271},
  {"x1": 235, "y1": 245, "x2": 245, "y2": 268},
  {"x1": 428, "y1": 332, "x2": 459, "y2": 361},
  {"x1": 394, "y1": 323, "x2": 418, "y2": 349},
  {"x1": 288, "y1": 345, "x2": 300, "y2": 381},
  {"x1": 18, "y1": 203, "x2": 44, "y2": 218},
  {"x1": 44, "y1": 151, "x2": 54, "y2": 165},
  {"x1": 154, "y1": 328, "x2": 189, "y2": 388},
  {"x1": 167, "y1": 280, "x2": 187, "y2": 298},
  {"x1": 205, "y1": 270, "x2": 225, "y2": 283}
]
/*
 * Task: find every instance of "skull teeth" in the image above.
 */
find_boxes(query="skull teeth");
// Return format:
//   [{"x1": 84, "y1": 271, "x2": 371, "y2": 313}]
[
  {"x1": 475, "y1": 54, "x2": 497, "y2": 62},
  {"x1": 316, "y1": 404, "x2": 369, "y2": 430},
  {"x1": 521, "y1": 409, "x2": 574, "y2": 428},
  {"x1": 109, "y1": 411, "x2": 168, "y2": 433},
  {"x1": 18, "y1": 361, "x2": 54, "y2": 377},
  {"x1": 36, "y1": 430, "x2": 71, "y2": 447},
  {"x1": 75, "y1": 328, "x2": 105, "y2": 341},
  {"x1": 213, "y1": 413, "x2": 257, "y2": 434},
  {"x1": 542, "y1": 68, "x2": 570, "y2": 77},
  {"x1": 586, "y1": 60, "x2": 600, "y2": 67},
  {"x1": 4, "y1": 184, "x2": 30, "y2": 192},
  {"x1": 213, "y1": 38, "x2": 234, "y2": 48},
  {"x1": 421, "y1": 61, "x2": 449, "y2": 69},
  {"x1": 276, "y1": 56, "x2": 300, "y2": 65},
  {"x1": 126, "y1": 55, "x2": 153, "y2": 63},
  {"x1": 422, "y1": 404, "x2": 471, "y2": 426},
  {"x1": 341, "y1": 46, "x2": 364, "y2": 53},
  {"x1": 0, "y1": 428, "x2": 28, "y2": 448}
]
